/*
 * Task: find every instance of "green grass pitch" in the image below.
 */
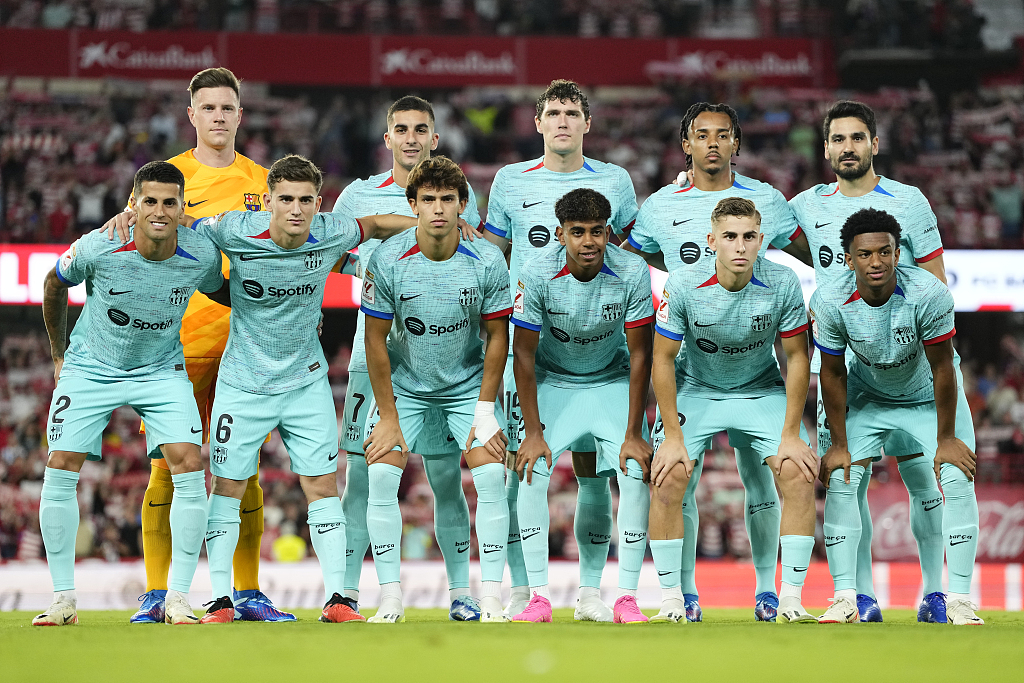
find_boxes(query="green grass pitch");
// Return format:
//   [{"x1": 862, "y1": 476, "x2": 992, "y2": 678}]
[{"x1": 3, "y1": 608, "x2": 1022, "y2": 682}]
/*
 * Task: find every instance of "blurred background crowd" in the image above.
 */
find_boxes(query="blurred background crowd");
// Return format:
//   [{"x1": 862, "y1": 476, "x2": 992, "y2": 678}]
[{"x1": 1, "y1": 0, "x2": 1023, "y2": 570}]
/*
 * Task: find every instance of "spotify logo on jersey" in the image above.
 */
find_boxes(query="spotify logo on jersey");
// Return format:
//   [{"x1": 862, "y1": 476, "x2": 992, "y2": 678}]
[
  {"x1": 405, "y1": 317, "x2": 426, "y2": 336},
  {"x1": 695, "y1": 338, "x2": 719, "y2": 354},
  {"x1": 242, "y1": 280, "x2": 264, "y2": 298},
  {"x1": 818, "y1": 246, "x2": 834, "y2": 268},
  {"x1": 528, "y1": 225, "x2": 550, "y2": 247},
  {"x1": 549, "y1": 326, "x2": 570, "y2": 343},
  {"x1": 107, "y1": 309, "x2": 130, "y2": 326},
  {"x1": 679, "y1": 242, "x2": 702, "y2": 264}
]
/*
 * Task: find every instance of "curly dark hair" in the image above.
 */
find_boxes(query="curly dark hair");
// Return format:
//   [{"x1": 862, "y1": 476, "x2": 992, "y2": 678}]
[
  {"x1": 554, "y1": 188, "x2": 612, "y2": 226},
  {"x1": 268, "y1": 154, "x2": 323, "y2": 193},
  {"x1": 840, "y1": 207, "x2": 901, "y2": 253},
  {"x1": 133, "y1": 161, "x2": 185, "y2": 198},
  {"x1": 405, "y1": 156, "x2": 468, "y2": 202},
  {"x1": 535, "y1": 79, "x2": 590, "y2": 120},
  {"x1": 823, "y1": 100, "x2": 876, "y2": 141},
  {"x1": 679, "y1": 102, "x2": 742, "y2": 169}
]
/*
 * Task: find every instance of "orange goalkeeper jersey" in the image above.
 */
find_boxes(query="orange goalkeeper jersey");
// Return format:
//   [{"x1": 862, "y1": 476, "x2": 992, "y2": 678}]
[{"x1": 136, "y1": 150, "x2": 269, "y2": 358}]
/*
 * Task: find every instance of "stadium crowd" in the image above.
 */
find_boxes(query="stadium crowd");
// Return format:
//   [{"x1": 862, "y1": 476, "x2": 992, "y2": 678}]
[
  {"x1": 2, "y1": 80, "x2": 1023, "y2": 248},
  {"x1": 2, "y1": 321, "x2": 1022, "y2": 564}
]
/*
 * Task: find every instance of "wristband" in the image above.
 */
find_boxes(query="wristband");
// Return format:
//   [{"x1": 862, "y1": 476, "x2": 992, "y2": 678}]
[{"x1": 472, "y1": 401, "x2": 501, "y2": 444}]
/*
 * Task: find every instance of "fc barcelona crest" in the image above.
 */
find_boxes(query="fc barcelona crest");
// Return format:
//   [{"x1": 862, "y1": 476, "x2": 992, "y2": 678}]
[
  {"x1": 460, "y1": 287, "x2": 479, "y2": 306},
  {"x1": 750, "y1": 313, "x2": 773, "y2": 332},
  {"x1": 304, "y1": 250, "x2": 324, "y2": 270},
  {"x1": 213, "y1": 446, "x2": 228, "y2": 464},
  {"x1": 244, "y1": 193, "x2": 262, "y2": 211},
  {"x1": 169, "y1": 287, "x2": 189, "y2": 306},
  {"x1": 602, "y1": 303, "x2": 623, "y2": 321},
  {"x1": 892, "y1": 326, "x2": 915, "y2": 345}
]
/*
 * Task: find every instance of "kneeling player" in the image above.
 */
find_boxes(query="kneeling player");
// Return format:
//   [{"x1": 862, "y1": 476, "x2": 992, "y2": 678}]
[
  {"x1": 362, "y1": 156, "x2": 512, "y2": 623},
  {"x1": 812, "y1": 208, "x2": 983, "y2": 626},
  {"x1": 650, "y1": 197, "x2": 818, "y2": 623},
  {"x1": 195, "y1": 155, "x2": 415, "y2": 624},
  {"x1": 34, "y1": 162, "x2": 226, "y2": 626},
  {"x1": 510, "y1": 188, "x2": 654, "y2": 623}
]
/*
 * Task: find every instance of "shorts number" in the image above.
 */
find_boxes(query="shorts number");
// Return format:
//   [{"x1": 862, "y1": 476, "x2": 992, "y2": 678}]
[
  {"x1": 51, "y1": 395, "x2": 71, "y2": 423},
  {"x1": 215, "y1": 414, "x2": 233, "y2": 444},
  {"x1": 351, "y1": 393, "x2": 366, "y2": 422}
]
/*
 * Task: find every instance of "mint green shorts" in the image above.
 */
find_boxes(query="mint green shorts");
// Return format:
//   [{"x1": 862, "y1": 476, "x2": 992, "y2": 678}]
[
  {"x1": 652, "y1": 392, "x2": 809, "y2": 465},
  {"x1": 46, "y1": 373, "x2": 200, "y2": 460},
  {"x1": 365, "y1": 391, "x2": 506, "y2": 454},
  {"x1": 504, "y1": 353, "x2": 595, "y2": 453},
  {"x1": 528, "y1": 377, "x2": 647, "y2": 479},
  {"x1": 209, "y1": 375, "x2": 338, "y2": 480}
]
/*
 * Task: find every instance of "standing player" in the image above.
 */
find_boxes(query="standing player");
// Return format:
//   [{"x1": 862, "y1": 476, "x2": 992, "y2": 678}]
[
  {"x1": 195, "y1": 155, "x2": 415, "y2": 624},
  {"x1": 624, "y1": 102, "x2": 813, "y2": 621},
  {"x1": 509, "y1": 189, "x2": 653, "y2": 624},
  {"x1": 105, "y1": 68, "x2": 289, "y2": 623},
  {"x1": 33, "y1": 162, "x2": 226, "y2": 626},
  {"x1": 649, "y1": 197, "x2": 818, "y2": 624},
  {"x1": 483, "y1": 80, "x2": 639, "y2": 619},
  {"x1": 361, "y1": 156, "x2": 512, "y2": 623},
  {"x1": 334, "y1": 96, "x2": 485, "y2": 620},
  {"x1": 812, "y1": 208, "x2": 982, "y2": 626},
  {"x1": 790, "y1": 101, "x2": 960, "y2": 622}
]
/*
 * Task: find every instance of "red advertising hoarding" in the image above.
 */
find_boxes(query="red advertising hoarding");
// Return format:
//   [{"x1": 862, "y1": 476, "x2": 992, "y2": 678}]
[{"x1": 0, "y1": 28, "x2": 836, "y2": 88}]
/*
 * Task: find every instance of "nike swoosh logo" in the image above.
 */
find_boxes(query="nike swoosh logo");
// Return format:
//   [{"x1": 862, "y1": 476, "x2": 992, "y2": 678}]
[
  {"x1": 949, "y1": 540, "x2": 971, "y2": 546},
  {"x1": 242, "y1": 505, "x2": 263, "y2": 514},
  {"x1": 375, "y1": 548, "x2": 392, "y2": 555},
  {"x1": 506, "y1": 538, "x2": 520, "y2": 544},
  {"x1": 400, "y1": 294, "x2": 422, "y2": 301},
  {"x1": 673, "y1": 219, "x2": 693, "y2": 226},
  {"x1": 521, "y1": 532, "x2": 539, "y2": 541},
  {"x1": 328, "y1": 453, "x2": 338, "y2": 461},
  {"x1": 148, "y1": 501, "x2": 171, "y2": 508},
  {"x1": 186, "y1": 199, "x2": 208, "y2": 208},
  {"x1": 547, "y1": 309, "x2": 568, "y2": 315},
  {"x1": 483, "y1": 548, "x2": 501, "y2": 553},
  {"x1": 109, "y1": 289, "x2": 130, "y2": 295},
  {"x1": 446, "y1": 434, "x2": 456, "y2": 442},
  {"x1": 240, "y1": 254, "x2": 259, "y2": 261},
  {"x1": 523, "y1": 201, "x2": 542, "y2": 209},
  {"x1": 457, "y1": 545, "x2": 469, "y2": 553},
  {"x1": 624, "y1": 537, "x2": 644, "y2": 544},
  {"x1": 190, "y1": 427, "x2": 202, "y2": 434},
  {"x1": 849, "y1": 338, "x2": 869, "y2": 343},
  {"x1": 317, "y1": 526, "x2": 339, "y2": 534},
  {"x1": 825, "y1": 541, "x2": 843, "y2": 547},
  {"x1": 658, "y1": 571, "x2": 673, "y2": 576},
  {"x1": 814, "y1": 222, "x2": 830, "y2": 230},
  {"x1": 924, "y1": 503, "x2": 941, "y2": 511},
  {"x1": 694, "y1": 322, "x2": 714, "y2": 327},
  {"x1": 590, "y1": 539, "x2": 610, "y2": 545},
  {"x1": 206, "y1": 531, "x2": 226, "y2": 541},
  {"x1": 792, "y1": 567, "x2": 807, "y2": 573}
]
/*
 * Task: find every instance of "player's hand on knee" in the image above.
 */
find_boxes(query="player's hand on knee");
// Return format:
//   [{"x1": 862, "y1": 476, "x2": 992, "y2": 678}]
[
  {"x1": 515, "y1": 434, "x2": 551, "y2": 485},
  {"x1": 819, "y1": 443, "x2": 851, "y2": 489},
  {"x1": 619, "y1": 434, "x2": 653, "y2": 483},
  {"x1": 457, "y1": 218, "x2": 481, "y2": 242},
  {"x1": 934, "y1": 437, "x2": 976, "y2": 481},
  {"x1": 102, "y1": 209, "x2": 135, "y2": 243},
  {"x1": 364, "y1": 416, "x2": 407, "y2": 464},
  {"x1": 652, "y1": 437, "x2": 690, "y2": 488},
  {"x1": 775, "y1": 436, "x2": 817, "y2": 484}
]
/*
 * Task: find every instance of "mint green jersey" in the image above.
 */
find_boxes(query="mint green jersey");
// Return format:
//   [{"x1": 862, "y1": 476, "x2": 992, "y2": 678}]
[
  {"x1": 193, "y1": 210, "x2": 364, "y2": 394},
  {"x1": 629, "y1": 173, "x2": 799, "y2": 273},
  {"x1": 484, "y1": 157, "x2": 638, "y2": 293},
  {"x1": 55, "y1": 227, "x2": 223, "y2": 381},
  {"x1": 809, "y1": 265, "x2": 956, "y2": 405},
  {"x1": 361, "y1": 229, "x2": 512, "y2": 397},
  {"x1": 655, "y1": 258, "x2": 808, "y2": 398},
  {"x1": 510, "y1": 245, "x2": 654, "y2": 388},
  {"x1": 333, "y1": 169, "x2": 483, "y2": 374}
]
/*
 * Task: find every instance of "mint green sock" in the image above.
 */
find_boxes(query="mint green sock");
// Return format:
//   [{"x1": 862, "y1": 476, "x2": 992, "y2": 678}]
[
  {"x1": 470, "y1": 463, "x2": 509, "y2": 583},
  {"x1": 366, "y1": 463, "x2": 403, "y2": 585},
  {"x1": 308, "y1": 496, "x2": 347, "y2": 602},
  {"x1": 899, "y1": 457, "x2": 944, "y2": 595},
  {"x1": 736, "y1": 447, "x2": 781, "y2": 596},
  {"x1": 505, "y1": 471, "x2": 529, "y2": 588},
  {"x1": 651, "y1": 538, "x2": 684, "y2": 589},
  {"x1": 341, "y1": 453, "x2": 369, "y2": 592},
  {"x1": 780, "y1": 535, "x2": 814, "y2": 588},
  {"x1": 615, "y1": 471, "x2": 649, "y2": 590},
  {"x1": 423, "y1": 454, "x2": 471, "y2": 590},
  {"x1": 824, "y1": 465, "x2": 865, "y2": 592},
  {"x1": 855, "y1": 463, "x2": 876, "y2": 598},
  {"x1": 939, "y1": 463, "x2": 979, "y2": 594},
  {"x1": 167, "y1": 471, "x2": 207, "y2": 593},
  {"x1": 680, "y1": 458, "x2": 703, "y2": 596},
  {"x1": 205, "y1": 494, "x2": 240, "y2": 600},
  {"x1": 39, "y1": 467, "x2": 80, "y2": 592},
  {"x1": 575, "y1": 476, "x2": 612, "y2": 589}
]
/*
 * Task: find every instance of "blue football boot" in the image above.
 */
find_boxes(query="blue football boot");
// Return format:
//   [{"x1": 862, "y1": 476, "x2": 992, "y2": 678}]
[
  {"x1": 449, "y1": 595, "x2": 482, "y2": 621},
  {"x1": 129, "y1": 589, "x2": 166, "y2": 624},
  {"x1": 917, "y1": 592, "x2": 947, "y2": 623},
  {"x1": 857, "y1": 594, "x2": 883, "y2": 622},
  {"x1": 233, "y1": 589, "x2": 297, "y2": 622},
  {"x1": 683, "y1": 593, "x2": 702, "y2": 622},
  {"x1": 754, "y1": 591, "x2": 779, "y2": 622}
]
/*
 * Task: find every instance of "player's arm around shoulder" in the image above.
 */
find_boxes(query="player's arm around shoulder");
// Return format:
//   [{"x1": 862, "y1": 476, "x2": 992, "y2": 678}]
[{"x1": 350, "y1": 212, "x2": 417, "y2": 244}]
